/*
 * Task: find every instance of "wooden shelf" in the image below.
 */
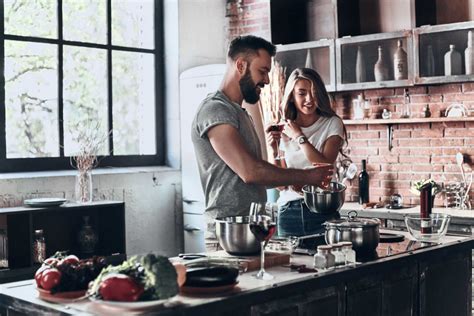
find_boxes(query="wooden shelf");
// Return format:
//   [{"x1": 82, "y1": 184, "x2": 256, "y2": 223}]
[{"x1": 343, "y1": 116, "x2": 474, "y2": 125}]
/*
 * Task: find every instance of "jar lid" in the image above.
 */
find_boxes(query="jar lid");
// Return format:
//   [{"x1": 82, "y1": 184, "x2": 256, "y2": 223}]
[
  {"x1": 330, "y1": 244, "x2": 342, "y2": 249},
  {"x1": 324, "y1": 210, "x2": 380, "y2": 228},
  {"x1": 317, "y1": 245, "x2": 332, "y2": 251},
  {"x1": 339, "y1": 241, "x2": 352, "y2": 247}
]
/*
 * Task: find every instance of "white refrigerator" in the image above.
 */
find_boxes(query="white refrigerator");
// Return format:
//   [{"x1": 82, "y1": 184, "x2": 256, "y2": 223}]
[{"x1": 179, "y1": 64, "x2": 227, "y2": 253}]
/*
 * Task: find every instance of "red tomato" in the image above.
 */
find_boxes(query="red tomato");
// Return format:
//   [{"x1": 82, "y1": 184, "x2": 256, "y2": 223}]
[
  {"x1": 99, "y1": 274, "x2": 144, "y2": 302},
  {"x1": 43, "y1": 257, "x2": 59, "y2": 267},
  {"x1": 40, "y1": 268, "x2": 62, "y2": 291},
  {"x1": 62, "y1": 255, "x2": 79, "y2": 265},
  {"x1": 35, "y1": 266, "x2": 50, "y2": 288}
]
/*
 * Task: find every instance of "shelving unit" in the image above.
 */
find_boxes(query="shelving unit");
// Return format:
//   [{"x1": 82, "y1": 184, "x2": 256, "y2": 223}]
[
  {"x1": 343, "y1": 116, "x2": 474, "y2": 150},
  {"x1": 0, "y1": 201, "x2": 125, "y2": 283},
  {"x1": 275, "y1": 39, "x2": 336, "y2": 92}
]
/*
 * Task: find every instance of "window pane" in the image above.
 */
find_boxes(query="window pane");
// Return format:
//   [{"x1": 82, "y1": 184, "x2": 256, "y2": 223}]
[
  {"x1": 112, "y1": 51, "x2": 156, "y2": 155},
  {"x1": 63, "y1": 0, "x2": 106, "y2": 44},
  {"x1": 112, "y1": 0, "x2": 154, "y2": 49},
  {"x1": 63, "y1": 46, "x2": 109, "y2": 157},
  {"x1": 5, "y1": 41, "x2": 58, "y2": 158},
  {"x1": 4, "y1": 0, "x2": 57, "y2": 39}
]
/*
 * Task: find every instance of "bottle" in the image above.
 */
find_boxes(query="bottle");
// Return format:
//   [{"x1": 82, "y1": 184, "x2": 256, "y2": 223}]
[
  {"x1": 358, "y1": 159, "x2": 369, "y2": 204},
  {"x1": 305, "y1": 49, "x2": 314, "y2": 69},
  {"x1": 444, "y1": 44, "x2": 462, "y2": 76},
  {"x1": 374, "y1": 46, "x2": 389, "y2": 81},
  {"x1": 0, "y1": 229, "x2": 8, "y2": 268},
  {"x1": 382, "y1": 108, "x2": 392, "y2": 119},
  {"x1": 355, "y1": 45, "x2": 366, "y2": 83},
  {"x1": 420, "y1": 182, "x2": 433, "y2": 234},
  {"x1": 33, "y1": 229, "x2": 46, "y2": 264},
  {"x1": 77, "y1": 216, "x2": 98, "y2": 255},
  {"x1": 313, "y1": 245, "x2": 335, "y2": 270},
  {"x1": 465, "y1": 31, "x2": 474, "y2": 75},
  {"x1": 426, "y1": 45, "x2": 435, "y2": 76},
  {"x1": 393, "y1": 40, "x2": 408, "y2": 80},
  {"x1": 423, "y1": 104, "x2": 431, "y2": 118},
  {"x1": 330, "y1": 244, "x2": 345, "y2": 267},
  {"x1": 401, "y1": 89, "x2": 411, "y2": 118},
  {"x1": 353, "y1": 94, "x2": 364, "y2": 119},
  {"x1": 340, "y1": 241, "x2": 356, "y2": 265}
]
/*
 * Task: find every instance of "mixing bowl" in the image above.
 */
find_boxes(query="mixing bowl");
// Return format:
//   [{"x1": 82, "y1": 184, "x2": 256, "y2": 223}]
[
  {"x1": 215, "y1": 216, "x2": 260, "y2": 255},
  {"x1": 302, "y1": 182, "x2": 346, "y2": 214},
  {"x1": 404, "y1": 213, "x2": 451, "y2": 242}
]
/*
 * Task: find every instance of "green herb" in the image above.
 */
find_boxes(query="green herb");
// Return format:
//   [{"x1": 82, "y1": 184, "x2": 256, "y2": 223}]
[{"x1": 410, "y1": 179, "x2": 442, "y2": 196}]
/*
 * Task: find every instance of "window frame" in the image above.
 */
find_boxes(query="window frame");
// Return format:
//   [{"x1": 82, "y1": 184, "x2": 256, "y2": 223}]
[{"x1": 0, "y1": 0, "x2": 164, "y2": 173}]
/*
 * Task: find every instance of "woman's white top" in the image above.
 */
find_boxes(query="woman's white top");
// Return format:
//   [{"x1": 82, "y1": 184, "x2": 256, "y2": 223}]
[{"x1": 277, "y1": 116, "x2": 344, "y2": 207}]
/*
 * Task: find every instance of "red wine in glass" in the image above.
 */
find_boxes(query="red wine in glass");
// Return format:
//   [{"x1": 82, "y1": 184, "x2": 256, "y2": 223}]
[
  {"x1": 250, "y1": 222, "x2": 276, "y2": 242},
  {"x1": 268, "y1": 123, "x2": 284, "y2": 132}
]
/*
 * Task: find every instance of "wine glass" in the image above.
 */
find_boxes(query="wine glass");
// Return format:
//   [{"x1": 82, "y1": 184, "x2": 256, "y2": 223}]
[
  {"x1": 249, "y1": 202, "x2": 277, "y2": 280},
  {"x1": 265, "y1": 111, "x2": 285, "y2": 160}
]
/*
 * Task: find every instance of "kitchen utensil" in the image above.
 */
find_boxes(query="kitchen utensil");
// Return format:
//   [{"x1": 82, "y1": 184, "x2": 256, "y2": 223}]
[
  {"x1": 404, "y1": 213, "x2": 451, "y2": 242},
  {"x1": 324, "y1": 210, "x2": 380, "y2": 253},
  {"x1": 341, "y1": 163, "x2": 357, "y2": 184},
  {"x1": 379, "y1": 232, "x2": 404, "y2": 243},
  {"x1": 24, "y1": 198, "x2": 67, "y2": 207},
  {"x1": 456, "y1": 152, "x2": 466, "y2": 183},
  {"x1": 184, "y1": 266, "x2": 239, "y2": 287},
  {"x1": 215, "y1": 216, "x2": 260, "y2": 256},
  {"x1": 302, "y1": 182, "x2": 346, "y2": 214},
  {"x1": 463, "y1": 172, "x2": 473, "y2": 208}
]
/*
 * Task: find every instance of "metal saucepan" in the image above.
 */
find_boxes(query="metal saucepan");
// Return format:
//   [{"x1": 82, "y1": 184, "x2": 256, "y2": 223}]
[
  {"x1": 324, "y1": 210, "x2": 380, "y2": 253},
  {"x1": 302, "y1": 182, "x2": 346, "y2": 214},
  {"x1": 215, "y1": 216, "x2": 260, "y2": 256}
]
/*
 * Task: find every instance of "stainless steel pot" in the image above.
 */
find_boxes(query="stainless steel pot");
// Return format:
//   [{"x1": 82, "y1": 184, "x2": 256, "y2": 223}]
[
  {"x1": 215, "y1": 216, "x2": 260, "y2": 255},
  {"x1": 302, "y1": 182, "x2": 346, "y2": 214},
  {"x1": 324, "y1": 211, "x2": 380, "y2": 253}
]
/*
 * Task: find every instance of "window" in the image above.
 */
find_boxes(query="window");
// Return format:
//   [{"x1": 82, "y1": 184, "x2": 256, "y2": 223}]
[{"x1": 0, "y1": 0, "x2": 164, "y2": 172}]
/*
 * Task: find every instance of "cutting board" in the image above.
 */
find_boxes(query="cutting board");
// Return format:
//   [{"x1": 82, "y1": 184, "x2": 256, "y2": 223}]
[{"x1": 208, "y1": 250, "x2": 290, "y2": 272}]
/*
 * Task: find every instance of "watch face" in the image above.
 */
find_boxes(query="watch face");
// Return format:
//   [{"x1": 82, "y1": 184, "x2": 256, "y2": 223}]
[{"x1": 298, "y1": 136, "x2": 306, "y2": 144}]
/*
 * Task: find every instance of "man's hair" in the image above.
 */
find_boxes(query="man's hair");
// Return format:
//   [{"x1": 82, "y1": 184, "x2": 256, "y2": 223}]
[{"x1": 227, "y1": 35, "x2": 276, "y2": 60}]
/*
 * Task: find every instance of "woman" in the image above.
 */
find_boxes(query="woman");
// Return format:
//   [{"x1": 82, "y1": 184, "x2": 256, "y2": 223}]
[{"x1": 266, "y1": 68, "x2": 348, "y2": 237}]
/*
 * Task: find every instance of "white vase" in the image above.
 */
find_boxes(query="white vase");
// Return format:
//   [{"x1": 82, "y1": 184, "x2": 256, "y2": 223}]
[
  {"x1": 75, "y1": 170, "x2": 93, "y2": 203},
  {"x1": 374, "y1": 46, "x2": 389, "y2": 82},
  {"x1": 465, "y1": 31, "x2": 474, "y2": 75},
  {"x1": 305, "y1": 49, "x2": 313, "y2": 69},
  {"x1": 393, "y1": 40, "x2": 407, "y2": 80},
  {"x1": 444, "y1": 44, "x2": 462, "y2": 76},
  {"x1": 355, "y1": 46, "x2": 366, "y2": 83}
]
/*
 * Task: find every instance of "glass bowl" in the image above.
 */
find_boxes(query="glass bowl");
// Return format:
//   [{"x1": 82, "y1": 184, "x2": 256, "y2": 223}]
[{"x1": 404, "y1": 213, "x2": 451, "y2": 242}]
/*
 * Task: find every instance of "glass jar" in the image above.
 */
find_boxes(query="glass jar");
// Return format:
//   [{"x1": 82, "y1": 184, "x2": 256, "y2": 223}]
[
  {"x1": 75, "y1": 170, "x2": 93, "y2": 203},
  {"x1": 33, "y1": 229, "x2": 46, "y2": 264},
  {"x1": 313, "y1": 245, "x2": 335, "y2": 270},
  {"x1": 339, "y1": 241, "x2": 356, "y2": 264},
  {"x1": 331, "y1": 243, "x2": 345, "y2": 267},
  {"x1": 0, "y1": 229, "x2": 8, "y2": 268}
]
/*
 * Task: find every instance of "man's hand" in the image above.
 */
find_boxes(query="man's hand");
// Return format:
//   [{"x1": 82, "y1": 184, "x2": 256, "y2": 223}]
[{"x1": 307, "y1": 163, "x2": 334, "y2": 188}]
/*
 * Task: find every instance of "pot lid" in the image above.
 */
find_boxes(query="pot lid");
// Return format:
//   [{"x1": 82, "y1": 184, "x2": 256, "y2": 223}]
[{"x1": 324, "y1": 210, "x2": 380, "y2": 228}]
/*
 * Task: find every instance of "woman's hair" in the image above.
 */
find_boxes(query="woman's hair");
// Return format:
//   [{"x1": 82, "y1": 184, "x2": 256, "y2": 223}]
[{"x1": 280, "y1": 67, "x2": 348, "y2": 157}]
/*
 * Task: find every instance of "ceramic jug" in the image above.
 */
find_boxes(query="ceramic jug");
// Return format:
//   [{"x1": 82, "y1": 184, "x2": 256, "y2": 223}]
[
  {"x1": 465, "y1": 31, "x2": 474, "y2": 75},
  {"x1": 374, "y1": 46, "x2": 389, "y2": 81},
  {"x1": 444, "y1": 44, "x2": 462, "y2": 76},
  {"x1": 355, "y1": 45, "x2": 366, "y2": 83},
  {"x1": 393, "y1": 40, "x2": 408, "y2": 80}
]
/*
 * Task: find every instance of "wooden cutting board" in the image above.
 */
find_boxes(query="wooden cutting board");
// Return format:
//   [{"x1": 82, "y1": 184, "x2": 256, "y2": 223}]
[{"x1": 207, "y1": 250, "x2": 290, "y2": 271}]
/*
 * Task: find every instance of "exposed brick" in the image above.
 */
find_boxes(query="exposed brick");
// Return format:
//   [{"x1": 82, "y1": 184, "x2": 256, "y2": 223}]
[
  {"x1": 364, "y1": 88, "x2": 395, "y2": 99},
  {"x1": 443, "y1": 92, "x2": 474, "y2": 102},
  {"x1": 409, "y1": 147, "x2": 442, "y2": 155},
  {"x1": 369, "y1": 155, "x2": 399, "y2": 163},
  {"x1": 371, "y1": 172, "x2": 398, "y2": 180},
  {"x1": 350, "y1": 147, "x2": 379, "y2": 156},
  {"x1": 408, "y1": 86, "x2": 428, "y2": 95},
  {"x1": 432, "y1": 156, "x2": 457, "y2": 164},
  {"x1": 381, "y1": 180, "x2": 411, "y2": 188},
  {"x1": 462, "y1": 82, "x2": 474, "y2": 92},
  {"x1": 367, "y1": 124, "x2": 386, "y2": 131},
  {"x1": 379, "y1": 96, "x2": 404, "y2": 105},
  {"x1": 398, "y1": 138, "x2": 430, "y2": 147},
  {"x1": 392, "y1": 130, "x2": 411, "y2": 138},
  {"x1": 430, "y1": 139, "x2": 464, "y2": 146},
  {"x1": 428, "y1": 94, "x2": 443, "y2": 102},
  {"x1": 428, "y1": 83, "x2": 462, "y2": 95},
  {"x1": 410, "y1": 95, "x2": 431, "y2": 103},
  {"x1": 379, "y1": 147, "x2": 410, "y2": 156},
  {"x1": 399, "y1": 155, "x2": 431, "y2": 163},
  {"x1": 412, "y1": 164, "x2": 444, "y2": 172},
  {"x1": 351, "y1": 131, "x2": 380, "y2": 139},
  {"x1": 411, "y1": 128, "x2": 444, "y2": 138},
  {"x1": 381, "y1": 164, "x2": 411, "y2": 172},
  {"x1": 368, "y1": 139, "x2": 389, "y2": 147},
  {"x1": 445, "y1": 128, "x2": 471, "y2": 137},
  {"x1": 346, "y1": 125, "x2": 368, "y2": 131},
  {"x1": 465, "y1": 122, "x2": 474, "y2": 128}
]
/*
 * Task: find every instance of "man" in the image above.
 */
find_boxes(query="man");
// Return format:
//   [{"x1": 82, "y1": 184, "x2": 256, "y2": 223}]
[{"x1": 191, "y1": 35, "x2": 333, "y2": 235}]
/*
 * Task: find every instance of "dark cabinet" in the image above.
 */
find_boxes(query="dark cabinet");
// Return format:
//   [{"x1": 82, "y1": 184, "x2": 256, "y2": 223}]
[{"x1": 0, "y1": 201, "x2": 125, "y2": 283}]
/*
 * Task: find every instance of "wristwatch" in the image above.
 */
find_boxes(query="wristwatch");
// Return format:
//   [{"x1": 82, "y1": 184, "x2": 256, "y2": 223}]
[{"x1": 296, "y1": 135, "x2": 307, "y2": 145}]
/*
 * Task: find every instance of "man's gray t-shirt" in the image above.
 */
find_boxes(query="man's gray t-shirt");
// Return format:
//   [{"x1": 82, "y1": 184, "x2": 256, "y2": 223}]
[{"x1": 192, "y1": 90, "x2": 267, "y2": 219}]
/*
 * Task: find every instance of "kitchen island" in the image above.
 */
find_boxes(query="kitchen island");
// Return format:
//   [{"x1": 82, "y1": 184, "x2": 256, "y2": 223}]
[{"x1": 0, "y1": 231, "x2": 472, "y2": 316}]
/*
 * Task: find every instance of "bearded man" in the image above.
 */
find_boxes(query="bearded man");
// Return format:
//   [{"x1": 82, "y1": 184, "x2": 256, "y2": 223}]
[{"x1": 191, "y1": 35, "x2": 333, "y2": 241}]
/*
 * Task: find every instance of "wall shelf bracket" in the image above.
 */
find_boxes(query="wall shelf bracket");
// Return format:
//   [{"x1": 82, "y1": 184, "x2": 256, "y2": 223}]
[{"x1": 387, "y1": 124, "x2": 393, "y2": 151}]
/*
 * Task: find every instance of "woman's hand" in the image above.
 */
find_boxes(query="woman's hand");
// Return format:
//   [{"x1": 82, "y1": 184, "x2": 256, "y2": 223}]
[
  {"x1": 265, "y1": 124, "x2": 282, "y2": 156},
  {"x1": 284, "y1": 120, "x2": 304, "y2": 140}
]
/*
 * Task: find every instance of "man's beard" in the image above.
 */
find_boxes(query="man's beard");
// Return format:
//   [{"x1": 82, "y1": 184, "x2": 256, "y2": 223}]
[{"x1": 239, "y1": 68, "x2": 261, "y2": 104}]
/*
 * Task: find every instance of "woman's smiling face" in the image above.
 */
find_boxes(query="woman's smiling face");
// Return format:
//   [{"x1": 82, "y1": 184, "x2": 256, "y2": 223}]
[{"x1": 292, "y1": 78, "x2": 317, "y2": 116}]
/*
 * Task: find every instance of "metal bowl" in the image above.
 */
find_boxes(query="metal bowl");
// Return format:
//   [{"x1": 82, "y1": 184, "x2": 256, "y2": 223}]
[
  {"x1": 302, "y1": 182, "x2": 346, "y2": 214},
  {"x1": 215, "y1": 216, "x2": 260, "y2": 255}
]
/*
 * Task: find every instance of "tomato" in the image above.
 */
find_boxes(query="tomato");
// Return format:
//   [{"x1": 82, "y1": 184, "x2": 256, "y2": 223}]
[
  {"x1": 99, "y1": 274, "x2": 144, "y2": 302},
  {"x1": 35, "y1": 266, "x2": 50, "y2": 288},
  {"x1": 173, "y1": 262, "x2": 187, "y2": 287},
  {"x1": 43, "y1": 257, "x2": 59, "y2": 267},
  {"x1": 40, "y1": 268, "x2": 62, "y2": 291},
  {"x1": 62, "y1": 255, "x2": 80, "y2": 265}
]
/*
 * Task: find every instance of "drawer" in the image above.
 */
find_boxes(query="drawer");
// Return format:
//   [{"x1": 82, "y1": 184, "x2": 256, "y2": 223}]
[{"x1": 183, "y1": 213, "x2": 205, "y2": 253}]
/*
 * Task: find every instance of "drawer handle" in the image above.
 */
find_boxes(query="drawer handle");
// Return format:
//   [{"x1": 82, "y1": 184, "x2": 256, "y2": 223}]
[
  {"x1": 184, "y1": 224, "x2": 201, "y2": 232},
  {"x1": 183, "y1": 199, "x2": 199, "y2": 204}
]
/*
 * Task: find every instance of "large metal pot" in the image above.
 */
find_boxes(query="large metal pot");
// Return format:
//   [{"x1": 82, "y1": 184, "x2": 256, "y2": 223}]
[
  {"x1": 215, "y1": 216, "x2": 260, "y2": 255},
  {"x1": 302, "y1": 182, "x2": 346, "y2": 214},
  {"x1": 324, "y1": 211, "x2": 380, "y2": 253}
]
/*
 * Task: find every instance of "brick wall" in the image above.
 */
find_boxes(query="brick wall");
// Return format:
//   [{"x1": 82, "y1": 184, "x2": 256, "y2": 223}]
[{"x1": 226, "y1": 0, "x2": 474, "y2": 208}]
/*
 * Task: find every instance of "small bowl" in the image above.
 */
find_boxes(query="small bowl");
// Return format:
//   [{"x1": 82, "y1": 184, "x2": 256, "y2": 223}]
[
  {"x1": 404, "y1": 213, "x2": 451, "y2": 242},
  {"x1": 302, "y1": 182, "x2": 346, "y2": 214}
]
